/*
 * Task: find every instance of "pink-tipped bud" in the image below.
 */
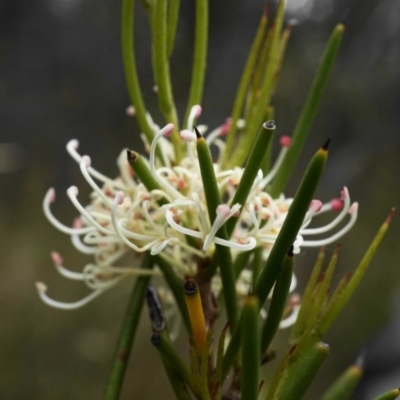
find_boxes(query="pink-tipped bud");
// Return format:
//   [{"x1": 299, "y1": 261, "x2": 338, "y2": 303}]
[
  {"x1": 191, "y1": 105, "x2": 202, "y2": 119},
  {"x1": 126, "y1": 105, "x2": 136, "y2": 117},
  {"x1": 115, "y1": 191, "x2": 125, "y2": 205},
  {"x1": 349, "y1": 202, "x2": 359, "y2": 215},
  {"x1": 340, "y1": 186, "x2": 349, "y2": 201},
  {"x1": 220, "y1": 118, "x2": 232, "y2": 136},
  {"x1": 289, "y1": 293, "x2": 301, "y2": 306},
  {"x1": 51, "y1": 251, "x2": 63, "y2": 266},
  {"x1": 46, "y1": 188, "x2": 56, "y2": 203},
  {"x1": 330, "y1": 198, "x2": 343, "y2": 212},
  {"x1": 216, "y1": 204, "x2": 231, "y2": 218},
  {"x1": 179, "y1": 129, "x2": 196, "y2": 142},
  {"x1": 280, "y1": 135, "x2": 291, "y2": 148},
  {"x1": 309, "y1": 199, "x2": 322, "y2": 213},
  {"x1": 73, "y1": 218, "x2": 83, "y2": 229},
  {"x1": 81, "y1": 155, "x2": 91, "y2": 167},
  {"x1": 160, "y1": 123, "x2": 174, "y2": 138}
]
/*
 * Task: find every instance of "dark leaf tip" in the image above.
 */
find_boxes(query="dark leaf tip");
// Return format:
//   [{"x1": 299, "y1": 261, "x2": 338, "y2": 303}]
[
  {"x1": 127, "y1": 149, "x2": 138, "y2": 163},
  {"x1": 322, "y1": 138, "x2": 331, "y2": 150},
  {"x1": 193, "y1": 125, "x2": 202, "y2": 139}
]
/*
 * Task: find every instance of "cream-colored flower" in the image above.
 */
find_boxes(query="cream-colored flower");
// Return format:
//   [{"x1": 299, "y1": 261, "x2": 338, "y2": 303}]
[{"x1": 37, "y1": 106, "x2": 358, "y2": 309}]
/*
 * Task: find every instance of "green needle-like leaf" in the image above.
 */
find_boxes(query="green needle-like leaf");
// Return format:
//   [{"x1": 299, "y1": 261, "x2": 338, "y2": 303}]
[
  {"x1": 232, "y1": 0, "x2": 285, "y2": 167},
  {"x1": 273, "y1": 342, "x2": 329, "y2": 400},
  {"x1": 196, "y1": 128, "x2": 238, "y2": 331},
  {"x1": 151, "y1": 333, "x2": 195, "y2": 394},
  {"x1": 183, "y1": 0, "x2": 208, "y2": 128},
  {"x1": 166, "y1": 0, "x2": 181, "y2": 58},
  {"x1": 254, "y1": 143, "x2": 329, "y2": 307},
  {"x1": 290, "y1": 247, "x2": 325, "y2": 344},
  {"x1": 214, "y1": 322, "x2": 230, "y2": 399},
  {"x1": 226, "y1": 121, "x2": 275, "y2": 236},
  {"x1": 240, "y1": 296, "x2": 260, "y2": 400},
  {"x1": 319, "y1": 208, "x2": 395, "y2": 334},
  {"x1": 261, "y1": 250, "x2": 294, "y2": 355},
  {"x1": 127, "y1": 150, "x2": 168, "y2": 206},
  {"x1": 321, "y1": 365, "x2": 363, "y2": 400},
  {"x1": 152, "y1": 0, "x2": 182, "y2": 160},
  {"x1": 153, "y1": 255, "x2": 192, "y2": 334},
  {"x1": 372, "y1": 389, "x2": 400, "y2": 400},
  {"x1": 121, "y1": 0, "x2": 155, "y2": 144},
  {"x1": 103, "y1": 254, "x2": 154, "y2": 400},
  {"x1": 270, "y1": 23, "x2": 345, "y2": 197},
  {"x1": 223, "y1": 5, "x2": 269, "y2": 164}
]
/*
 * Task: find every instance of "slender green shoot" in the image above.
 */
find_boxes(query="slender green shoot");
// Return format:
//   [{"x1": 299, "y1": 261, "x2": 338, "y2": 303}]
[
  {"x1": 167, "y1": 0, "x2": 181, "y2": 58},
  {"x1": 121, "y1": 0, "x2": 155, "y2": 143},
  {"x1": 321, "y1": 365, "x2": 363, "y2": 400},
  {"x1": 223, "y1": 5, "x2": 268, "y2": 165},
  {"x1": 269, "y1": 23, "x2": 345, "y2": 197},
  {"x1": 240, "y1": 296, "x2": 260, "y2": 400},
  {"x1": 103, "y1": 254, "x2": 154, "y2": 400},
  {"x1": 183, "y1": 0, "x2": 209, "y2": 128}
]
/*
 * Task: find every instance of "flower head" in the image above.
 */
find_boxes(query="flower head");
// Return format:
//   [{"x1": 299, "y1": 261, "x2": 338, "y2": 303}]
[{"x1": 37, "y1": 105, "x2": 358, "y2": 310}]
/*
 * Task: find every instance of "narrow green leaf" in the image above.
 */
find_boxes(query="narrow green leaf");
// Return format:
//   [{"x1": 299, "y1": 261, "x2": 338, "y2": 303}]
[
  {"x1": 252, "y1": 247, "x2": 263, "y2": 287},
  {"x1": 274, "y1": 342, "x2": 329, "y2": 400},
  {"x1": 121, "y1": 0, "x2": 155, "y2": 144},
  {"x1": 151, "y1": 333, "x2": 195, "y2": 393},
  {"x1": 226, "y1": 120, "x2": 275, "y2": 235},
  {"x1": 223, "y1": 4, "x2": 269, "y2": 164},
  {"x1": 372, "y1": 389, "x2": 400, "y2": 400},
  {"x1": 290, "y1": 247, "x2": 325, "y2": 344},
  {"x1": 261, "y1": 250, "x2": 294, "y2": 355},
  {"x1": 161, "y1": 354, "x2": 192, "y2": 400},
  {"x1": 103, "y1": 254, "x2": 154, "y2": 400},
  {"x1": 127, "y1": 150, "x2": 168, "y2": 206},
  {"x1": 152, "y1": 0, "x2": 182, "y2": 160},
  {"x1": 240, "y1": 296, "x2": 260, "y2": 400},
  {"x1": 200, "y1": 321, "x2": 213, "y2": 400},
  {"x1": 166, "y1": 0, "x2": 181, "y2": 58},
  {"x1": 321, "y1": 365, "x2": 363, "y2": 400},
  {"x1": 214, "y1": 322, "x2": 230, "y2": 399},
  {"x1": 232, "y1": 0, "x2": 286, "y2": 167},
  {"x1": 254, "y1": 143, "x2": 329, "y2": 307},
  {"x1": 183, "y1": 0, "x2": 208, "y2": 128},
  {"x1": 196, "y1": 129, "x2": 238, "y2": 331},
  {"x1": 319, "y1": 208, "x2": 395, "y2": 334},
  {"x1": 153, "y1": 255, "x2": 192, "y2": 334},
  {"x1": 269, "y1": 23, "x2": 345, "y2": 197}
]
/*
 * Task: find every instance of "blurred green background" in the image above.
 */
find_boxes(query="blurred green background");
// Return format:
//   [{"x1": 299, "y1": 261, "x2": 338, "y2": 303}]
[{"x1": 0, "y1": 0, "x2": 399, "y2": 398}]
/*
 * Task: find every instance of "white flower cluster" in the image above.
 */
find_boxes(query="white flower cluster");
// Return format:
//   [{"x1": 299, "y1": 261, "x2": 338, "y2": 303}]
[{"x1": 37, "y1": 106, "x2": 358, "y2": 313}]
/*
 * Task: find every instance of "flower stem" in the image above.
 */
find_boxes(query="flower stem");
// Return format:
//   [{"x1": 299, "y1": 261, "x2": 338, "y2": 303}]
[
  {"x1": 121, "y1": 0, "x2": 155, "y2": 143},
  {"x1": 183, "y1": 0, "x2": 209, "y2": 128},
  {"x1": 102, "y1": 254, "x2": 154, "y2": 400}
]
